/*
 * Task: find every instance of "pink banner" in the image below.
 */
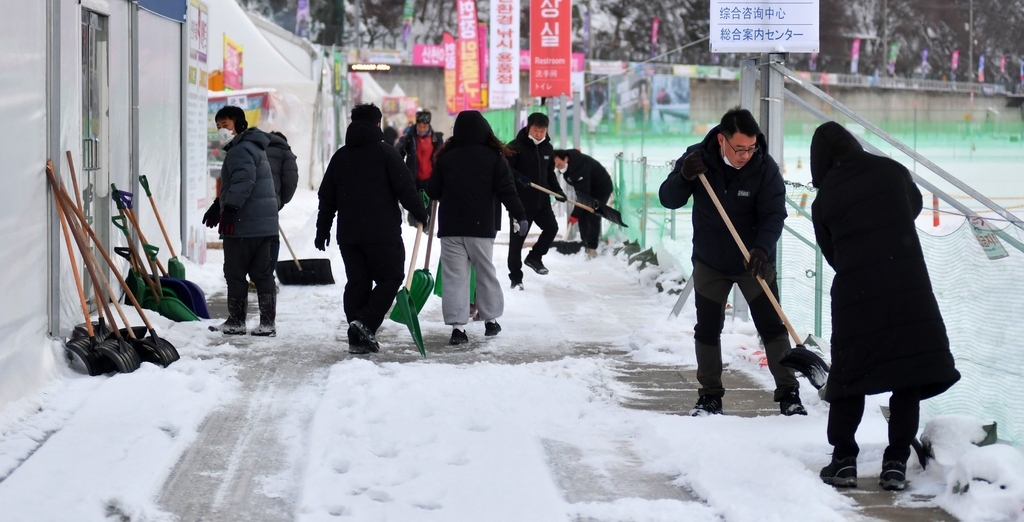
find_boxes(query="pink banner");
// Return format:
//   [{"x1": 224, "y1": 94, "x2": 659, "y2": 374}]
[
  {"x1": 223, "y1": 36, "x2": 243, "y2": 90},
  {"x1": 444, "y1": 32, "x2": 457, "y2": 114},
  {"x1": 951, "y1": 49, "x2": 959, "y2": 71},
  {"x1": 850, "y1": 38, "x2": 860, "y2": 74},
  {"x1": 478, "y1": 22, "x2": 488, "y2": 104},
  {"x1": 412, "y1": 44, "x2": 446, "y2": 67},
  {"x1": 456, "y1": 0, "x2": 482, "y2": 109},
  {"x1": 651, "y1": 17, "x2": 659, "y2": 57}
]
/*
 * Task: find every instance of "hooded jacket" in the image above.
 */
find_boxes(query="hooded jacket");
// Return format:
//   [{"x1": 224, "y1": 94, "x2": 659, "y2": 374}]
[
  {"x1": 426, "y1": 111, "x2": 526, "y2": 238},
  {"x1": 506, "y1": 126, "x2": 566, "y2": 214},
  {"x1": 559, "y1": 150, "x2": 613, "y2": 218},
  {"x1": 397, "y1": 125, "x2": 444, "y2": 186},
  {"x1": 317, "y1": 121, "x2": 429, "y2": 244},
  {"x1": 264, "y1": 132, "x2": 299, "y2": 210},
  {"x1": 810, "y1": 121, "x2": 959, "y2": 401},
  {"x1": 219, "y1": 127, "x2": 279, "y2": 238},
  {"x1": 658, "y1": 126, "x2": 786, "y2": 275}
]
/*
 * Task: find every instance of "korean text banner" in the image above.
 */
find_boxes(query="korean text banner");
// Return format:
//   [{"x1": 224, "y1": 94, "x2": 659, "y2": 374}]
[
  {"x1": 443, "y1": 32, "x2": 457, "y2": 114},
  {"x1": 413, "y1": 44, "x2": 446, "y2": 66},
  {"x1": 457, "y1": 0, "x2": 483, "y2": 109},
  {"x1": 489, "y1": 0, "x2": 520, "y2": 108},
  {"x1": 223, "y1": 36, "x2": 243, "y2": 90},
  {"x1": 529, "y1": 0, "x2": 571, "y2": 97},
  {"x1": 709, "y1": 0, "x2": 819, "y2": 53}
]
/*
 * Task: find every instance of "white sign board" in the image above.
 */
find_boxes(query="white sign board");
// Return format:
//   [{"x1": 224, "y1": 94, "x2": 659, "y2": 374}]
[
  {"x1": 184, "y1": 0, "x2": 209, "y2": 264},
  {"x1": 709, "y1": 0, "x2": 819, "y2": 53}
]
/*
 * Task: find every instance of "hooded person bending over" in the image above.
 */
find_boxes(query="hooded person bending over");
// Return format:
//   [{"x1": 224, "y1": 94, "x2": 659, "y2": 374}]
[
  {"x1": 315, "y1": 104, "x2": 430, "y2": 354},
  {"x1": 659, "y1": 107, "x2": 802, "y2": 417},
  {"x1": 811, "y1": 121, "x2": 959, "y2": 492},
  {"x1": 426, "y1": 110, "x2": 527, "y2": 345}
]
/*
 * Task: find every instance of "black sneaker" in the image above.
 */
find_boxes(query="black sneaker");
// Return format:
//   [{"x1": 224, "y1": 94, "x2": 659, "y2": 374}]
[
  {"x1": 524, "y1": 257, "x2": 549, "y2": 275},
  {"x1": 689, "y1": 394, "x2": 723, "y2": 416},
  {"x1": 347, "y1": 323, "x2": 371, "y2": 354},
  {"x1": 510, "y1": 280, "x2": 524, "y2": 290},
  {"x1": 450, "y1": 328, "x2": 469, "y2": 345},
  {"x1": 879, "y1": 460, "x2": 907, "y2": 491},
  {"x1": 485, "y1": 321, "x2": 501, "y2": 336},
  {"x1": 820, "y1": 456, "x2": 858, "y2": 487},
  {"x1": 349, "y1": 320, "x2": 380, "y2": 353},
  {"x1": 780, "y1": 389, "x2": 808, "y2": 416}
]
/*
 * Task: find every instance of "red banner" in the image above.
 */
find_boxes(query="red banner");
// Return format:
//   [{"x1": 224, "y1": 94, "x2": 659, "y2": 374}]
[
  {"x1": 529, "y1": 0, "x2": 571, "y2": 97},
  {"x1": 457, "y1": 0, "x2": 483, "y2": 109},
  {"x1": 443, "y1": 32, "x2": 457, "y2": 114}
]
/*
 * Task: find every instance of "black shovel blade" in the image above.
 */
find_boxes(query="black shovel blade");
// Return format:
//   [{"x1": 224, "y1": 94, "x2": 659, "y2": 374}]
[
  {"x1": 93, "y1": 337, "x2": 142, "y2": 374},
  {"x1": 596, "y1": 204, "x2": 628, "y2": 228},
  {"x1": 277, "y1": 258, "x2": 335, "y2": 285},
  {"x1": 64, "y1": 336, "x2": 116, "y2": 376},
  {"x1": 133, "y1": 330, "x2": 180, "y2": 367},
  {"x1": 73, "y1": 321, "x2": 113, "y2": 341},
  {"x1": 779, "y1": 346, "x2": 830, "y2": 390}
]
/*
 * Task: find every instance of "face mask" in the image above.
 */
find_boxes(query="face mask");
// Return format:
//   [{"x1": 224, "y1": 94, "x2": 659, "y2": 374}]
[
  {"x1": 555, "y1": 166, "x2": 567, "y2": 175},
  {"x1": 722, "y1": 153, "x2": 741, "y2": 170},
  {"x1": 528, "y1": 135, "x2": 544, "y2": 145},
  {"x1": 218, "y1": 128, "x2": 235, "y2": 146}
]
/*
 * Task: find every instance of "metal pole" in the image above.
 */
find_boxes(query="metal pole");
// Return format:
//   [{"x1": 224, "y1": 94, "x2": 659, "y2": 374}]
[
  {"x1": 760, "y1": 53, "x2": 785, "y2": 168},
  {"x1": 47, "y1": 0, "x2": 62, "y2": 335},
  {"x1": 572, "y1": 91, "x2": 581, "y2": 149},
  {"x1": 558, "y1": 93, "x2": 568, "y2": 149},
  {"x1": 640, "y1": 158, "x2": 648, "y2": 249},
  {"x1": 814, "y1": 247, "x2": 823, "y2": 337},
  {"x1": 740, "y1": 58, "x2": 757, "y2": 112},
  {"x1": 882, "y1": 0, "x2": 887, "y2": 74},
  {"x1": 353, "y1": 0, "x2": 361, "y2": 50},
  {"x1": 968, "y1": 0, "x2": 973, "y2": 83}
]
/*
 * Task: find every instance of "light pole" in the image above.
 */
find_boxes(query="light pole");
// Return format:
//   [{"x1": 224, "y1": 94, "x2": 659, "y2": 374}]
[
  {"x1": 881, "y1": 0, "x2": 887, "y2": 74},
  {"x1": 968, "y1": 0, "x2": 973, "y2": 83}
]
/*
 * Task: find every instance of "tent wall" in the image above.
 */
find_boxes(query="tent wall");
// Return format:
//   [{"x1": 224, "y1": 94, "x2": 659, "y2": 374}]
[{"x1": 0, "y1": 0, "x2": 58, "y2": 407}]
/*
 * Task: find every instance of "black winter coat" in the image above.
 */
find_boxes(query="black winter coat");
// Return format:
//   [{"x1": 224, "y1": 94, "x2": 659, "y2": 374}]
[
  {"x1": 317, "y1": 121, "x2": 429, "y2": 245},
  {"x1": 264, "y1": 132, "x2": 299, "y2": 210},
  {"x1": 397, "y1": 126, "x2": 444, "y2": 186},
  {"x1": 560, "y1": 150, "x2": 613, "y2": 219},
  {"x1": 426, "y1": 112, "x2": 526, "y2": 238},
  {"x1": 506, "y1": 127, "x2": 566, "y2": 214},
  {"x1": 659, "y1": 126, "x2": 786, "y2": 275},
  {"x1": 219, "y1": 128, "x2": 279, "y2": 238},
  {"x1": 810, "y1": 122, "x2": 959, "y2": 401}
]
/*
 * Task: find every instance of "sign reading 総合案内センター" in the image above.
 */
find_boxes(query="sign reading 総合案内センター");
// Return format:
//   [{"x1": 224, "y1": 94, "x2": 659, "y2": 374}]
[{"x1": 709, "y1": 0, "x2": 819, "y2": 53}]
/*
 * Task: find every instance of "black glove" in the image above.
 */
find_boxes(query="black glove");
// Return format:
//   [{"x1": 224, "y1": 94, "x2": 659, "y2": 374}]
[
  {"x1": 218, "y1": 205, "x2": 239, "y2": 236},
  {"x1": 553, "y1": 192, "x2": 567, "y2": 203},
  {"x1": 315, "y1": 212, "x2": 333, "y2": 251},
  {"x1": 516, "y1": 173, "x2": 532, "y2": 187},
  {"x1": 202, "y1": 198, "x2": 221, "y2": 228},
  {"x1": 314, "y1": 232, "x2": 330, "y2": 251},
  {"x1": 681, "y1": 151, "x2": 707, "y2": 181},
  {"x1": 515, "y1": 219, "x2": 530, "y2": 237},
  {"x1": 747, "y1": 247, "x2": 770, "y2": 279}
]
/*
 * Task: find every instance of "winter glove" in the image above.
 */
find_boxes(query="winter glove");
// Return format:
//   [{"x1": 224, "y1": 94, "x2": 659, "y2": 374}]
[
  {"x1": 513, "y1": 219, "x2": 530, "y2": 237},
  {"x1": 681, "y1": 151, "x2": 707, "y2": 181},
  {"x1": 218, "y1": 205, "x2": 239, "y2": 236},
  {"x1": 553, "y1": 192, "x2": 568, "y2": 203},
  {"x1": 314, "y1": 232, "x2": 330, "y2": 252},
  {"x1": 516, "y1": 173, "x2": 532, "y2": 187},
  {"x1": 315, "y1": 212, "x2": 333, "y2": 251},
  {"x1": 747, "y1": 247, "x2": 770, "y2": 279},
  {"x1": 202, "y1": 198, "x2": 221, "y2": 228}
]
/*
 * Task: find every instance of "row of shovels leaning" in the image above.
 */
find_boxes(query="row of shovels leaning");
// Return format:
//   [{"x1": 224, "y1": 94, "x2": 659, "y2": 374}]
[{"x1": 47, "y1": 152, "x2": 335, "y2": 376}]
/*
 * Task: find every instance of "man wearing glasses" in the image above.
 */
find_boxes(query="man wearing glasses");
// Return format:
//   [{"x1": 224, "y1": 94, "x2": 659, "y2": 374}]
[{"x1": 659, "y1": 107, "x2": 803, "y2": 417}]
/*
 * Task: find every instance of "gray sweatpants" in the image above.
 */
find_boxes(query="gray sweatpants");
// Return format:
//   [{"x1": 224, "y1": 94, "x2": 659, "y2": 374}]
[{"x1": 440, "y1": 236, "x2": 503, "y2": 325}]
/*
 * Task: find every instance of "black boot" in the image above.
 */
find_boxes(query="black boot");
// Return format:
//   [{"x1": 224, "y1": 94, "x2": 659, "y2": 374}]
[
  {"x1": 820, "y1": 456, "x2": 858, "y2": 488},
  {"x1": 211, "y1": 297, "x2": 247, "y2": 335},
  {"x1": 251, "y1": 293, "x2": 276, "y2": 337},
  {"x1": 879, "y1": 460, "x2": 907, "y2": 491}
]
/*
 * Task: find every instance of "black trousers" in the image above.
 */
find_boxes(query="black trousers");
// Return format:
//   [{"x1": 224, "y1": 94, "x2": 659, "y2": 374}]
[
  {"x1": 577, "y1": 194, "x2": 609, "y2": 250},
  {"x1": 508, "y1": 205, "x2": 558, "y2": 282},
  {"x1": 223, "y1": 236, "x2": 275, "y2": 301},
  {"x1": 339, "y1": 239, "x2": 405, "y2": 333},
  {"x1": 828, "y1": 387, "x2": 921, "y2": 464},
  {"x1": 270, "y1": 235, "x2": 281, "y2": 275}
]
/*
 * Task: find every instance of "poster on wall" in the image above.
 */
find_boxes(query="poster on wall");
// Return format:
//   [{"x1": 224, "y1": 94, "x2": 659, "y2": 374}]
[
  {"x1": 184, "y1": 0, "x2": 209, "y2": 264},
  {"x1": 223, "y1": 35, "x2": 243, "y2": 90}
]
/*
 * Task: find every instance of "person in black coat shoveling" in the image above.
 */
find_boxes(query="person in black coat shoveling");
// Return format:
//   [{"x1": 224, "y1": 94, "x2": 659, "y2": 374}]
[
  {"x1": 203, "y1": 105, "x2": 280, "y2": 336},
  {"x1": 553, "y1": 149, "x2": 614, "y2": 259},
  {"x1": 315, "y1": 104, "x2": 430, "y2": 354},
  {"x1": 426, "y1": 110, "x2": 528, "y2": 345},
  {"x1": 659, "y1": 107, "x2": 803, "y2": 417},
  {"x1": 811, "y1": 121, "x2": 960, "y2": 491},
  {"x1": 506, "y1": 112, "x2": 568, "y2": 289},
  {"x1": 265, "y1": 131, "x2": 299, "y2": 279}
]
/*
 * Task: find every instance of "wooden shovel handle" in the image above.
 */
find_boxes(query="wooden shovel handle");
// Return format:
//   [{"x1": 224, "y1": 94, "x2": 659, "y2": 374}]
[
  {"x1": 529, "y1": 182, "x2": 596, "y2": 213},
  {"x1": 404, "y1": 223, "x2": 424, "y2": 290},
  {"x1": 278, "y1": 225, "x2": 302, "y2": 271},
  {"x1": 147, "y1": 194, "x2": 178, "y2": 259},
  {"x1": 696, "y1": 172, "x2": 803, "y2": 346},
  {"x1": 48, "y1": 162, "x2": 93, "y2": 337},
  {"x1": 423, "y1": 200, "x2": 438, "y2": 270}
]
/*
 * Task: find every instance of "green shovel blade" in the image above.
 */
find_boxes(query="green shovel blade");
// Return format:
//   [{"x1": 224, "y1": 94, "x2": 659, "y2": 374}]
[
  {"x1": 395, "y1": 287, "x2": 425, "y2": 357},
  {"x1": 390, "y1": 269, "x2": 434, "y2": 325},
  {"x1": 168, "y1": 257, "x2": 186, "y2": 279},
  {"x1": 432, "y1": 260, "x2": 476, "y2": 303}
]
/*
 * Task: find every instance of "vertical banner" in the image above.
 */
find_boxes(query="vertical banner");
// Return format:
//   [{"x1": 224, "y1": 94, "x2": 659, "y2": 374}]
[
  {"x1": 477, "y1": 23, "x2": 488, "y2": 107},
  {"x1": 443, "y1": 32, "x2": 458, "y2": 114},
  {"x1": 1020, "y1": 58, "x2": 1023, "y2": 84},
  {"x1": 582, "y1": 9, "x2": 589, "y2": 58},
  {"x1": 849, "y1": 38, "x2": 860, "y2": 74},
  {"x1": 223, "y1": 35, "x2": 243, "y2": 90},
  {"x1": 920, "y1": 47, "x2": 928, "y2": 78},
  {"x1": 809, "y1": 52, "x2": 817, "y2": 71},
  {"x1": 887, "y1": 42, "x2": 899, "y2": 75},
  {"x1": 651, "y1": 17, "x2": 660, "y2": 58},
  {"x1": 951, "y1": 49, "x2": 959, "y2": 81},
  {"x1": 489, "y1": 0, "x2": 520, "y2": 108},
  {"x1": 295, "y1": 0, "x2": 310, "y2": 38},
  {"x1": 402, "y1": 0, "x2": 416, "y2": 44},
  {"x1": 529, "y1": 0, "x2": 572, "y2": 97},
  {"x1": 977, "y1": 53, "x2": 985, "y2": 83},
  {"x1": 185, "y1": 0, "x2": 209, "y2": 264},
  {"x1": 456, "y1": 0, "x2": 482, "y2": 109},
  {"x1": 1000, "y1": 55, "x2": 1006, "y2": 76}
]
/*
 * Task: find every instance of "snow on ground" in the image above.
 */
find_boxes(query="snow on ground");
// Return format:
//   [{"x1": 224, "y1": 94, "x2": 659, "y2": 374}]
[{"x1": 2, "y1": 185, "x2": 1023, "y2": 521}]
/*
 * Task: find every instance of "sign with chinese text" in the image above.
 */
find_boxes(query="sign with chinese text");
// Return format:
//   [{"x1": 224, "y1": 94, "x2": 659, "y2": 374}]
[
  {"x1": 456, "y1": 0, "x2": 483, "y2": 109},
  {"x1": 413, "y1": 44, "x2": 446, "y2": 66},
  {"x1": 709, "y1": 0, "x2": 819, "y2": 53},
  {"x1": 489, "y1": 0, "x2": 520, "y2": 108},
  {"x1": 529, "y1": 0, "x2": 571, "y2": 97},
  {"x1": 443, "y1": 32, "x2": 458, "y2": 114},
  {"x1": 968, "y1": 217, "x2": 1009, "y2": 260},
  {"x1": 223, "y1": 36, "x2": 243, "y2": 90}
]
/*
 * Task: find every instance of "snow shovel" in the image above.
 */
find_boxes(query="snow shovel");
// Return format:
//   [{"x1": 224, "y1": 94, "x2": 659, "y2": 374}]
[
  {"x1": 433, "y1": 260, "x2": 475, "y2": 303},
  {"x1": 47, "y1": 162, "x2": 140, "y2": 374},
  {"x1": 696, "y1": 172, "x2": 830, "y2": 389},
  {"x1": 54, "y1": 170, "x2": 179, "y2": 367},
  {"x1": 114, "y1": 247, "x2": 210, "y2": 319},
  {"x1": 138, "y1": 175, "x2": 185, "y2": 279},
  {"x1": 276, "y1": 226, "x2": 335, "y2": 285},
  {"x1": 391, "y1": 200, "x2": 436, "y2": 324},
  {"x1": 112, "y1": 214, "x2": 199, "y2": 323},
  {"x1": 529, "y1": 182, "x2": 628, "y2": 228},
  {"x1": 394, "y1": 223, "x2": 426, "y2": 357}
]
